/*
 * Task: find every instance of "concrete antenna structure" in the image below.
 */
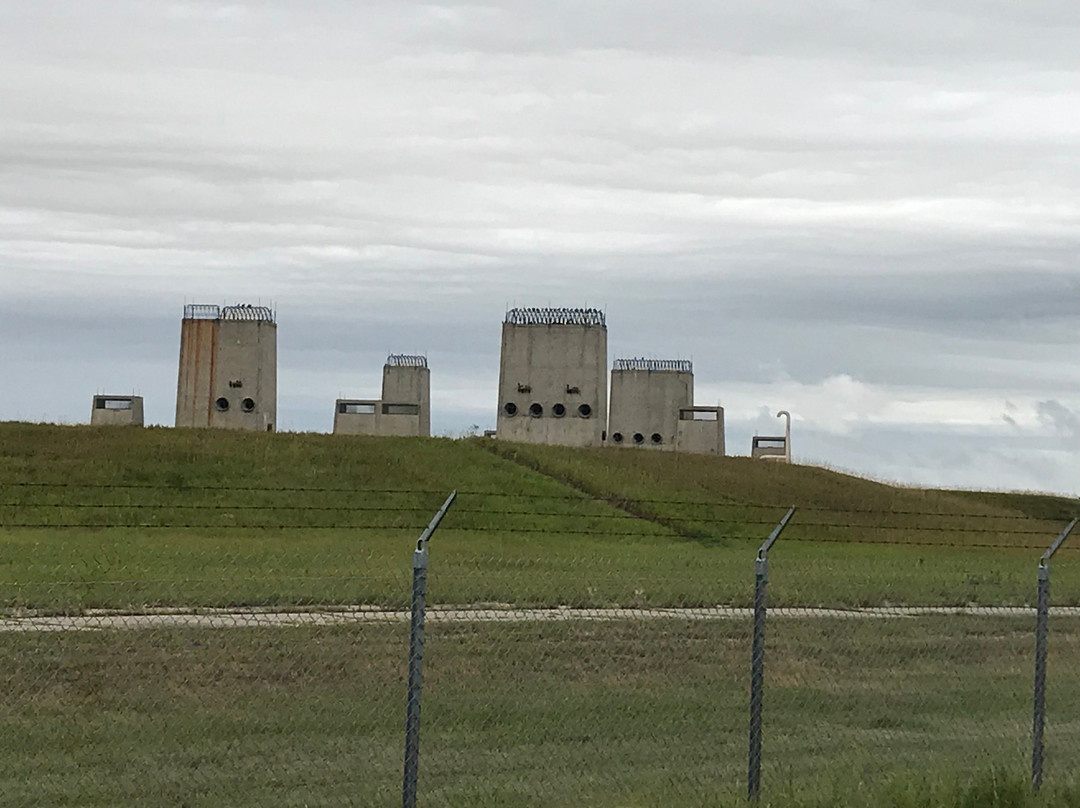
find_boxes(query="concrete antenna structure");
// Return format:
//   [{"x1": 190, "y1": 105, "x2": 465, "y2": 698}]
[
  {"x1": 175, "y1": 304, "x2": 277, "y2": 431},
  {"x1": 496, "y1": 307, "x2": 607, "y2": 447}
]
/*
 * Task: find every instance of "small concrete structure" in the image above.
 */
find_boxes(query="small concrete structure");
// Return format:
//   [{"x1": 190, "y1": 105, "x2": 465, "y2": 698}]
[
  {"x1": 607, "y1": 359, "x2": 724, "y2": 454},
  {"x1": 496, "y1": 307, "x2": 607, "y2": 447},
  {"x1": 90, "y1": 395, "x2": 144, "y2": 426},
  {"x1": 751, "y1": 410, "x2": 791, "y2": 462},
  {"x1": 334, "y1": 354, "x2": 430, "y2": 437},
  {"x1": 676, "y1": 406, "x2": 725, "y2": 455},
  {"x1": 175, "y1": 304, "x2": 277, "y2": 431}
]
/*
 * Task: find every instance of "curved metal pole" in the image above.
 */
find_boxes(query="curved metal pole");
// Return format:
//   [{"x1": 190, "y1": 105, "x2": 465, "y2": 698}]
[{"x1": 775, "y1": 411, "x2": 791, "y2": 463}]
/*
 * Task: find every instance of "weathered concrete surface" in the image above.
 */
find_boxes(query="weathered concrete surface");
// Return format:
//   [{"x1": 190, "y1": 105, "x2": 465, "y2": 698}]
[
  {"x1": 381, "y1": 363, "x2": 430, "y2": 437},
  {"x1": 332, "y1": 357, "x2": 430, "y2": 437},
  {"x1": 497, "y1": 317, "x2": 607, "y2": 447},
  {"x1": 175, "y1": 313, "x2": 277, "y2": 431},
  {"x1": 608, "y1": 367, "x2": 692, "y2": 450},
  {"x1": 90, "y1": 395, "x2": 145, "y2": 427},
  {"x1": 676, "y1": 406, "x2": 725, "y2": 455},
  {"x1": 332, "y1": 399, "x2": 381, "y2": 435}
]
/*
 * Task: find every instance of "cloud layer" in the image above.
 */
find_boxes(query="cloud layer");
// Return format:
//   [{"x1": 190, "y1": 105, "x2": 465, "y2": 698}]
[{"x1": 1, "y1": 1, "x2": 1077, "y2": 494}]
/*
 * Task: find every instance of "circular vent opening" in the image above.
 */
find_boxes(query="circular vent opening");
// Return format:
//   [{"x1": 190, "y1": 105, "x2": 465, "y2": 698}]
[
  {"x1": 215, "y1": 397, "x2": 230, "y2": 412},
  {"x1": 552, "y1": 403, "x2": 566, "y2": 418},
  {"x1": 611, "y1": 432, "x2": 624, "y2": 443},
  {"x1": 577, "y1": 403, "x2": 592, "y2": 418},
  {"x1": 504, "y1": 402, "x2": 518, "y2": 417},
  {"x1": 651, "y1": 433, "x2": 663, "y2": 444},
  {"x1": 633, "y1": 433, "x2": 645, "y2": 444},
  {"x1": 529, "y1": 403, "x2": 543, "y2": 417},
  {"x1": 241, "y1": 398, "x2": 256, "y2": 413}
]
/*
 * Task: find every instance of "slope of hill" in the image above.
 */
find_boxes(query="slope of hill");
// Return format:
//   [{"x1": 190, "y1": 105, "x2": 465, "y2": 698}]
[{"x1": 0, "y1": 422, "x2": 1077, "y2": 611}]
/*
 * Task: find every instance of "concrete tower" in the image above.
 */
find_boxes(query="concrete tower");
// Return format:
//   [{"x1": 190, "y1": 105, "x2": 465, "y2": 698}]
[
  {"x1": 334, "y1": 354, "x2": 430, "y2": 437},
  {"x1": 381, "y1": 354, "x2": 431, "y2": 436},
  {"x1": 608, "y1": 358, "x2": 725, "y2": 455},
  {"x1": 90, "y1": 395, "x2": 144, "y2": 427},
  {"x1": 175, "y1": 304, "x2": 277, "y2": 431},
  {"x1": 608, "y1": 359, "x2": 693, "y2": 449},
  {"x1": 496, "y1": 307, "x2": 607, "y2": 447}
]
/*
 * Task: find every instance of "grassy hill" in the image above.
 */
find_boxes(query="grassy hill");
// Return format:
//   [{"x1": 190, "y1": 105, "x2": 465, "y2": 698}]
[
  {"x1": 4, "y1": 422, "x2": 1080, "y2": 807},
  {"x1": 0, "y1": 422, "x2": 1077, "y2": 611}
]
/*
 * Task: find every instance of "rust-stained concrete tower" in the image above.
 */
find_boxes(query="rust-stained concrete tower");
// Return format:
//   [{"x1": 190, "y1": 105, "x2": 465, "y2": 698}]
[
  {"x1": 175, "y1": 304, "x2": 277, "y2": 431},
  {"x1": 496, "y1": 307, "x2": 607, "y2": 447},
  {"x1": 334, "y1": 354, "x2": 431, "y2": 437},
  {"x1": 90, "y1": 395, "x2": 144, "y2": 427}
]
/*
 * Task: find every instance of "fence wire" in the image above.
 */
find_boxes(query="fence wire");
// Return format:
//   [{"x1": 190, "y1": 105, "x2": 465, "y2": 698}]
[{"x1": 1, "y1": 484, "x2": 1079, "y2": 806}]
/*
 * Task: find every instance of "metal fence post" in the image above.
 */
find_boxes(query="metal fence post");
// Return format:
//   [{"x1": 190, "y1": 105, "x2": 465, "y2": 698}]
[
  {"x1": 1032, "y1": 517, "x2": 1077, "y2": 792},
  {"x1": 402, "y1": 491, "x2": 457, "y2": 808},
  {"x1": 747, "y1": 506, "x2": 796, "y2": 802}
]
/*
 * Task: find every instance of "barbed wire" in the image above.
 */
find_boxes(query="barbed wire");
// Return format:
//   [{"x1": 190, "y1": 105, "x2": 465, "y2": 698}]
[
  {"x1": 0, "y1": 504, "x2": 1068, "y2": 535},
  {"x1": 0, "y1": 487, "x2": 1073, "y2": 524}
]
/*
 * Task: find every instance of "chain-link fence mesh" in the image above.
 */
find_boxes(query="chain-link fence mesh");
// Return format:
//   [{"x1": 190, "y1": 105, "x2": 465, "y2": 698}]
[{"x1": 3, "y1": 483, "x2": 1080, "y2": 806}]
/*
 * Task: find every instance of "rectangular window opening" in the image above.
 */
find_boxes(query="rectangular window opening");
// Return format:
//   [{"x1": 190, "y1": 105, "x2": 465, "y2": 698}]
[
  {"x1": 680, "y1": 409, "x2": 718, "y2": 421},
  {"x1": 382, "y1": 403, "x2": 420, "y2": 416},
  {"x1": 339, "y1": 402, "x2": 377, "y2": 415},
  {"x1": 99, "y1": 399, "x2": 134, "y2": 410}
]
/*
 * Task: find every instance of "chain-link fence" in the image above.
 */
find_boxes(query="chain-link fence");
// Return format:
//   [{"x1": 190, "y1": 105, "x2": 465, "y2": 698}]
[{"x1": 1, "y1": 483, "x2": 1079, "y2": 806}]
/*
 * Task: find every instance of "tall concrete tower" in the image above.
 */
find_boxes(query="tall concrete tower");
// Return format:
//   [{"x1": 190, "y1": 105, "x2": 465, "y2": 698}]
[
  {"x1": 382, "y1": 354, "x2": 431, "y2": 437},
  {"x1": 175, "y1": 304, "x2": 277, "y2": 431},
  {"x1": 496, "y1": 307, "x2": 607, "y2": 447}
]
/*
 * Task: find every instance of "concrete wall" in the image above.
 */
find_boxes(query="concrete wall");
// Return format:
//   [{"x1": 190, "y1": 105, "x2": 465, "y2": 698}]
[
  {"x1": 608, "y1": 367, "x2": 693, "y2": 449},
  {"x1": 333, "y1": 400, "x2": 425, "y2": 437},
  {"x1": 382, "y1": 364, "x2": 430, "y2": 437},
  {"x1": 175, "y1": 308, "x2": 277, "y2": 431},
  {"x1": 752, "y1": 436, "x2": 789, "y2": 461},
  {"x1": 333, "y1": 356, "x2": 430, "y2": 438},
  {"x1": 333, "y1": 400, "x2": 380, "y2": 435},
  {"x1": 675, "y1": 407, "x2": 725, "y2": 455},
  {"x1": 496, "y1": 314, "x2": 607, "y2": 447},
  {"x1": 90, "y1": 395, "x2": 144, "y2": 426}
]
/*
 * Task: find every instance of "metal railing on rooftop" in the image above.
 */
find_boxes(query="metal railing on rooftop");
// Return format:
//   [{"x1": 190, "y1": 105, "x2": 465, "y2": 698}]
[{"x1": 504, "y1": 307, "x2": 606, "y2": 327}]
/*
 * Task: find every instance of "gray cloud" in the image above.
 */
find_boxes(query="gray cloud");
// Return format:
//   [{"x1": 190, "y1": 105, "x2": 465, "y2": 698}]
[{"x1": 0, "y1": 1, "x2": 1078, "y2": 493}]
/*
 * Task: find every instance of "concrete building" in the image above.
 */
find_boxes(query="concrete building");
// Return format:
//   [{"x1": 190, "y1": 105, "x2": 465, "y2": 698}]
[
  {"x1": 676, "y1": 406, "x2": 725, "y2": 455},
  {"x1": 175, "y1": 304, "x2": 277, "y2": 431},
  {"x1": 608, "y1": 359, "x2": 693, "y2": 448},
  {"x1": 751, "y1": 411, "x2": 791, "y2": 462},
  {"x1": 334, "y1": 354, "x2": 430, "y2": 437},
  {"x1": 496, "y1": 307, "x2": 607, "y2": 447},
  {"x1": 607, "y1": 359, "x2": 724, "y2": 455},
  {"x1": 90, "y1": 395, "x2": 144, "y2": 427}
]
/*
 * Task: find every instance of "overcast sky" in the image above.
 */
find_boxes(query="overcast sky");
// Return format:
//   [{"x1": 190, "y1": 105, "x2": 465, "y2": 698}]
[{"x1": 1, "y1": 1, "x2": 1078, "y2": 496}]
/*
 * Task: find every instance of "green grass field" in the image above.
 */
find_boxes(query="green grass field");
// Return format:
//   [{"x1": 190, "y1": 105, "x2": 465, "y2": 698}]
[
  {"x1": 1, "y1": 423, "x2": 1079, "y2": 612},
  {"x1": 3, "y1": 616, "x2": 1080, "y2": 807},
  {"x1": 3, "y1": 423, "x2": 1080, "y2": 806}
]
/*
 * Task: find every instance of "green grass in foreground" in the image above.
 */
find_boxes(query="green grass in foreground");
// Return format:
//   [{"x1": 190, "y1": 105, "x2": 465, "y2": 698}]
[
  {"x1": 1, "y1": 423, "x2": 1079, "y2": 612},
  {"x1": 2, "y1": 616, "x2": 1080, "y2": 807}
]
